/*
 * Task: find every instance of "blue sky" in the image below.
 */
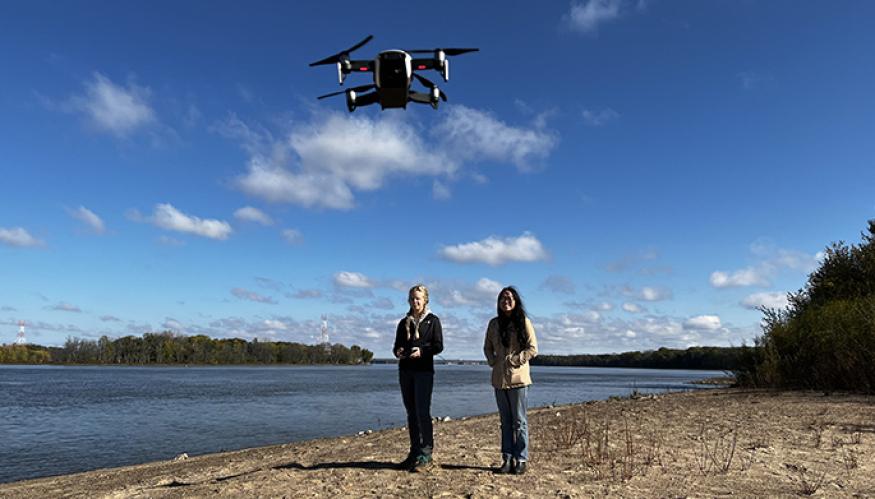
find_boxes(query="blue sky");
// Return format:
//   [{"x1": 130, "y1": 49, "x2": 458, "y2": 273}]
[{"x1": 2, "y1": 1, "x2": 874, "y2": 358}]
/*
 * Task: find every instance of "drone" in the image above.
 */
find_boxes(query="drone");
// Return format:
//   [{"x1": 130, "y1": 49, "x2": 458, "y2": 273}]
[{"x1": 309, "y1": 35, "x2": 478, "y2": 112}]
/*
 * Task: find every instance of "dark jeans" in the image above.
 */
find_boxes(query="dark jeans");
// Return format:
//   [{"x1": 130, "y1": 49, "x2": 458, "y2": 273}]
[{"x1": 399, "y1": 369, "x2": 434, "y2": 457}]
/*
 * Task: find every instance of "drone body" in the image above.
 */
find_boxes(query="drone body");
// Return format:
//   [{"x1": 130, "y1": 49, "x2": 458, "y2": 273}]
[{"x1": 310, "y1": 35, "x2": 478, "y2": 112}]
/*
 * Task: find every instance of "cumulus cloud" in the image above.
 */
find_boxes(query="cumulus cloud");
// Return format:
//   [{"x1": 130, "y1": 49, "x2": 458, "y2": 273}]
[
  {"x1": 433, "y1": 106, "x2": 558, "y2": 171},
  {"x1": 741, "y1": 292, "x2": 789, "y2": 310},
  {"x1": 334, "y1": 271, "x2": 373, "y2": 288},
  {"x1": 582, "y1": 108, "x2": 620, "y2": 126},
  {"x1": 639, "y1": 286, "x2": 671, "y2": 301},
  {"x1": 709, "y1": 267, "x2": 770, "y2": 288},
  {"x1": 225, "y1": 107, "x2": 557, "y2": 210},
  {"x1": 147, "y1": 203, "x2": 232, "y2": 240},
  {"x1": 234, "y1": 206, "x2": 273, "y2": 226},
  {"x1": 0, "y1": 227, "x2": 43, "y2": 247},
  {"x1": 564, "y1": 0, "x2": 623, "y2": 34},
  {"x1": 233, "y1": 113, "x2": 451, "y2": 210},
  {"x1": 67, "y1": 73, "x2": 155, "y2": 136},
  {"x1": 711, "y1": 242, "x2": 820, "y2": 289},
  {"x1": 291, "y1": 289, "x2": 323, "y2": 299},
  {"x1": 622, "y1": 302, "x2": 642, "y2": 313},
  {"x1": 68, "y1": 206, "x2": 105, "y2": 234},
  {"x1": 231, "y1": 287, "x2": 277, "y2": 304},
  {"x1": 439, "y1": 233, "x2": 548, "y2": 266},
  {"x1": 684, "y1": 315, "x2": 722, "y2": 331},
  {"x1": 99, "y1": 315, "x2": 122, "y2": 322}
]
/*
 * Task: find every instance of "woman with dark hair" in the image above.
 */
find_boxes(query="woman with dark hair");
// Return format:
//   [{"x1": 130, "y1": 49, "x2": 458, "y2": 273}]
[
  {"x1": 393, "y1": 284, "x2": 443, "y2": 472},
  {"x1": 483, "y1": 286, "x2": 538, "y2": 474}
]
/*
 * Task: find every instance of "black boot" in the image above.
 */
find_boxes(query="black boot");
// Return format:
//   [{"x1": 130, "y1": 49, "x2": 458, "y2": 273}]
[
  {"x1": 397, "y1": 453, "x2": 417, "y2": 470},
  {"x1": 513, "y1": 460, "x2": 527, "y2": 475},
  {"x1": 496, "y1": 457, "x2": 513, "y2": 474}
]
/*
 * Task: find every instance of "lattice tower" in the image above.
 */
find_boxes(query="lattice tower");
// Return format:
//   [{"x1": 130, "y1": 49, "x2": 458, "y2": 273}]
[{"x1": 15, "y1": 320, "x2": 27, "y2": 345}]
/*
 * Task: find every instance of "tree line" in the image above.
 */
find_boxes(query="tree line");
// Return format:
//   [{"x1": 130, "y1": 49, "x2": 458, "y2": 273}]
[
  {"x1": 0, "y1": 332, "x2": 373, "y2": 365},
  {"x1": 735, "y1": 220, "x2": 875, "y2": 392},
  {"x1": 532, "y1": 346, "x2": 743, "y2": 371}
]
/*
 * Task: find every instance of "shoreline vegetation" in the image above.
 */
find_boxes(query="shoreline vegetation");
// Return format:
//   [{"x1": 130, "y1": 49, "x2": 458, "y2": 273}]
[
  {"x1": 2, "y1": 339, "x2": 742, "y2": 372},
  {"x1": 0, "y1": 333, "x2": 373, "y2": 365},
  {"x1": 2, "y1": 388, "x2": 873, "y2": 497}
]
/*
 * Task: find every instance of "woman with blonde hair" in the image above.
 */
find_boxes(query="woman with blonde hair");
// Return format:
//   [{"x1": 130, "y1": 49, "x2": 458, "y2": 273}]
[
  {"x1": 483, "y1": 286, "x2": 538, "y2": 474},
  {"x1": 393, "y1": 284, "x2": 443, "y2": 472}
]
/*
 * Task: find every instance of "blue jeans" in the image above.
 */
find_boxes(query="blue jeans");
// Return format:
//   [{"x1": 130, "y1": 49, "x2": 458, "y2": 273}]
[
  {"x1": 494, "y1": 386, "x2": 529, "y2": 462},
  {"x1": 399, "y1": 370, "x2": 434, "y2": 457}
]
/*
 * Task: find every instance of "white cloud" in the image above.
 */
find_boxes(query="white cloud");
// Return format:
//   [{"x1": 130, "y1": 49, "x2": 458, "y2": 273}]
[
  {"x1": 68, "y1": 206, "x2": 105, "y2": 234},
  {"x1": 684, "y1": 315, "x2": 722, "y2": 331},
  {"x1": 148, "y1": 203, "x2": 232, "y2": 240},
  {"x1": 281, "y1": 229, "x2": 303, "y2": 245},
  {"x1": 263, "y1": 319, "x2": 288, "y2": 330},
  {"x1": 234, "y1": 206, "x2": 273, "y2": 226},
  {"x1": 741, "y1": 292, "x2": 789, "y2": 310},
  {"x1": 475, "y1": 278, "x2": 503, "y2": 295},
  {"x1": 231, "y1": 288, "x2": 277, "y2": 304},
  {"x1": 565, "y1": 0, "x2": 623, "y2": 34},
  {"x1": 334, "y1": 271, "x2": 373, "y2": 288},
  {"x1": 439, "y1": 232, "x2": 548, "y2": 266},
  {"x1": 434, "y1": 106, "x2": 558, "y2": 171},
  {"x1": 622, "y1": 302, "x2": 642, "y2": 313},
  {"x1": 582, "y1": 108, "x2": 620, "y2": 126},
  {"x1": 234, "y1": 113, "x2": 451, "y2": 210},
  {"x1": 709, "y1": 267, "x2": 770, "y2": 288},
  {"x1": 0, "y1": 227, "x2": 43, "y2": 247},
  {"x1": 711, "y1": 242, "x2": 820, "y2": 289},
  {"x1": 69, "y1": 73, "x2": 155, "y2": 136},
  {"x1": 226, "y1": 107, "x2": 557, "y2": 210},
  {"x1": 640, "y1": 286, "x2": 671, "y2": 301}
]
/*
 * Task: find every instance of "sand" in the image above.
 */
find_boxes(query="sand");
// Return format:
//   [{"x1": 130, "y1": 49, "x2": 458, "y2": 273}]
[{"x1": 2, "y1": 388, "x2": 874, "y2": 497}]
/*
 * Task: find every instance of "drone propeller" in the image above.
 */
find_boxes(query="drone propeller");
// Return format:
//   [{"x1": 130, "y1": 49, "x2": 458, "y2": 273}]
[
  {"x1": 309, "y1": 35, "x2": 374, "y2": 67},
  {"x1": 412, "y1": 73, "x2": 448, "y2": 102},
  {"x1": 316, "y1": 84, "x2": 376, "y2": 100},
  {"x1": 405, "y1": 48, "x2": 479, "y2": 56}
]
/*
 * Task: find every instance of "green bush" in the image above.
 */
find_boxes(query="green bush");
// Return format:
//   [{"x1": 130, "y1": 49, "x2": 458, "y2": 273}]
[{"x1": 737, "y1": 220, "x2": 875, "y2": 392}]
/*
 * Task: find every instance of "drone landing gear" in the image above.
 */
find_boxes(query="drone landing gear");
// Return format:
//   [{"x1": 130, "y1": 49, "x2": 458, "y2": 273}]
[
  {"x1": 348, "y1": 90, "x2": 379, "y2": 112},
  {"x1": 409, "y1": 90, "x2": 440, "y2": 110}
]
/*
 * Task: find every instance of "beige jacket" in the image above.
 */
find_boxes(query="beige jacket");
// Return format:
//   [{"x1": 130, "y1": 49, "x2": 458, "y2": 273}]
[{"x1": 483, "y1": 317, "x2": 538, "y2": 389}]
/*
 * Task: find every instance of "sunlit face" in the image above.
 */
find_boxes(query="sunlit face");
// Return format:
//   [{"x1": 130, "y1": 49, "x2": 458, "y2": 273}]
[
  {"x1": 499, "y1": 290, "x2": 516, "y2": 315},
  {"x1": 409, "y1": 290, "x2": 427, "y2": 316}
]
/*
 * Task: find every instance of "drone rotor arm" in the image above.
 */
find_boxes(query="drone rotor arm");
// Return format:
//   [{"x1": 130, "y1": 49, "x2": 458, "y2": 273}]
[{"x1": 308, "y1": 35, "x2": 374, "y2": 66}]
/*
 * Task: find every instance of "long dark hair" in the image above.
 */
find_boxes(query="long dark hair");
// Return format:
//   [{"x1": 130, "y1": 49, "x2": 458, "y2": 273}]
[{"x1": 496, "y1": 286, "x2": 529, "y2": 350}]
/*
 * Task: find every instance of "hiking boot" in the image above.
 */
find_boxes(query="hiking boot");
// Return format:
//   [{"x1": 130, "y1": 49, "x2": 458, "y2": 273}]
[
  {"x1": 408, "y1": 454, "x2": 433, "y2": 472},
  {"x1": 496, "y1": 458, "x2": 513, "y2": 474},
  {"x1": 513, "y1": 460, "x2": 527, "y2": 475}
]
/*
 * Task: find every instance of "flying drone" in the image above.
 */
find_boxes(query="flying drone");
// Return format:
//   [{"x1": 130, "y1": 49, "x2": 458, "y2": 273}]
[{"x1": 309, "y1": 35, "x2": 478, "y2": 112}]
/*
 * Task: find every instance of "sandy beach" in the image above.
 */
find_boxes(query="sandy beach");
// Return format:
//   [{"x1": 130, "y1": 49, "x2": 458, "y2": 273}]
[{"x1": 2, "y1": 388, "x2": 873, "y2": 498}]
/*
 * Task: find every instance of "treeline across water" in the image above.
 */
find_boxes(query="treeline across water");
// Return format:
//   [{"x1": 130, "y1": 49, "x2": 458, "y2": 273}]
[
  {"x1": 0, "y1": 332, "x2": 373, "y2": 365},
  {"x1": 532, "y1": 346, "x2": 742, "y2": 371}
]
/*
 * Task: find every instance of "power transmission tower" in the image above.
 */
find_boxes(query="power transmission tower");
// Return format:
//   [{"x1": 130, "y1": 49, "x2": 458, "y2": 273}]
[{"x1": 15, "y1": 321, "x2": 27, "y2": 345}]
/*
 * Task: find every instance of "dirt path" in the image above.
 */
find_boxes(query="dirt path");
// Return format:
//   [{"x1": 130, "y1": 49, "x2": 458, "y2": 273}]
[{"x1": 2, "y1": 389, "x2": 873, "y2": 497}]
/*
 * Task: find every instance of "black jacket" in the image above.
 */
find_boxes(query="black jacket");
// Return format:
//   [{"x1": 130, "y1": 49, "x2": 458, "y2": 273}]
[{"x1": 393, "y1": 313, "x2": 443, "y2": 372}]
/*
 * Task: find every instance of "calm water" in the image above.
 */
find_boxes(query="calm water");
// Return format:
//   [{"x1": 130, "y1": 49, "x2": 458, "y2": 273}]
[{"x1": 0, "y1": 364, "x2": 722, "y2": 483}]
